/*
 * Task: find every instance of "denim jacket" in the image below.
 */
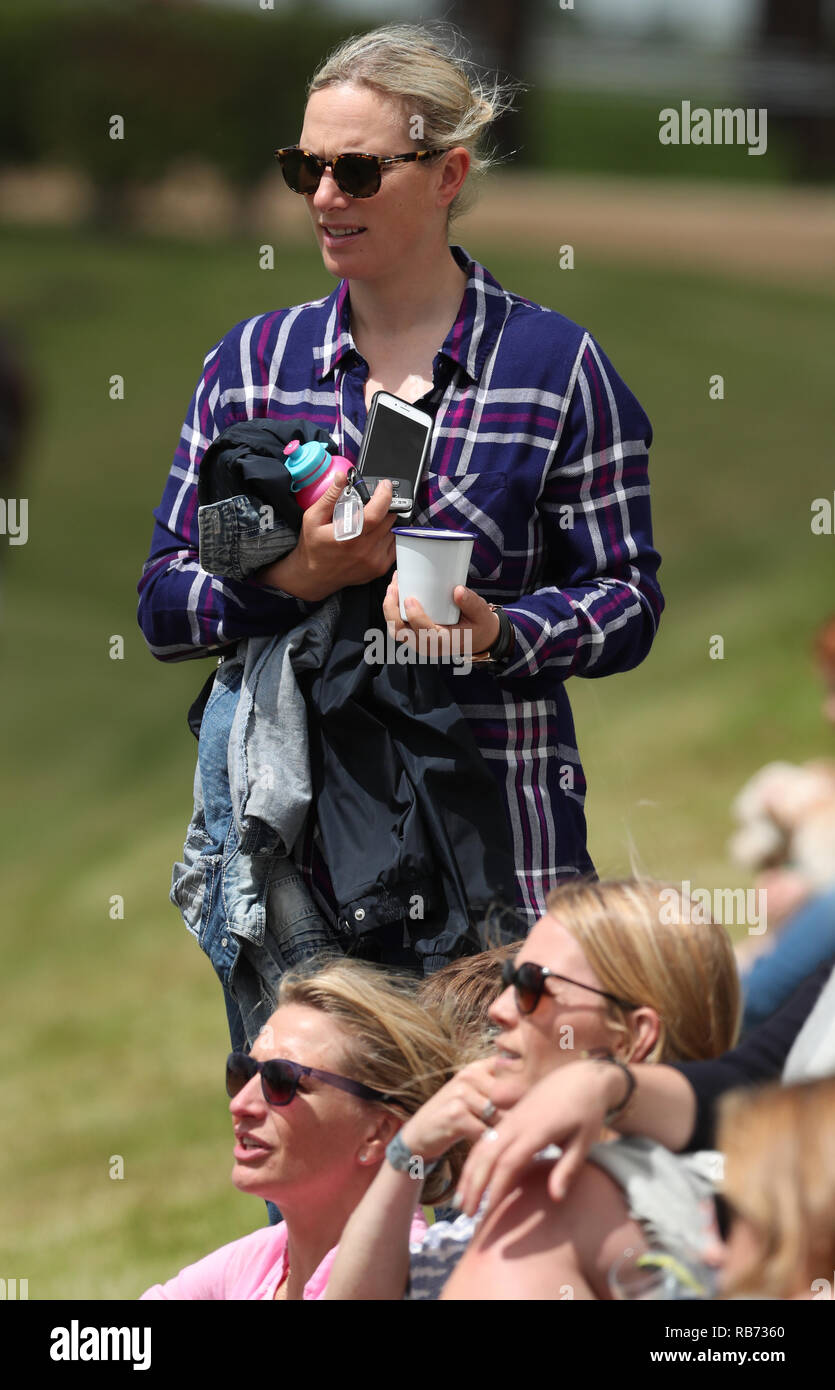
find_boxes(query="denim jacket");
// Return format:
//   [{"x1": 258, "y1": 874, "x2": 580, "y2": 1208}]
[{"x1": 171, "y1": 597, "x2": 344, "y2": 1050}]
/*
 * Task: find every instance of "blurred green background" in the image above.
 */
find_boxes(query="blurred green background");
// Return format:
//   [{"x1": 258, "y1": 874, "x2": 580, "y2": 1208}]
[{"x1": 1, "y1": 0, "x2": 833, "y2": 1300}]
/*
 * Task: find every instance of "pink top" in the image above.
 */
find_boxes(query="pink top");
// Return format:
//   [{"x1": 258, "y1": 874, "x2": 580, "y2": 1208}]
[{"x1": 140, "y1": 1210, "x2": 429, "y2": 1301}]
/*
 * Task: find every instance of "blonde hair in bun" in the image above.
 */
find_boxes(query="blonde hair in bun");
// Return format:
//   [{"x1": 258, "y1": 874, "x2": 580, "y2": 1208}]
[{"x1": 307, "y1": 22, "x2": 523, "y2": 221}]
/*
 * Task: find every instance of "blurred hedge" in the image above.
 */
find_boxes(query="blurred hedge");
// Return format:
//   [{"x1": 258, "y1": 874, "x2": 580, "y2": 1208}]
[
  {"x1": 0, "y1": 1, "x2": 355, "y2": 189},
  {"x1": 0, "y1": 0, "x2": 812, "y2": 202}
]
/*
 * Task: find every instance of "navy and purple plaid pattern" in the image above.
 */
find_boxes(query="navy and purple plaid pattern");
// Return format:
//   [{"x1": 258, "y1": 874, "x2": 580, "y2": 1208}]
[{"x1": 138, "y1": 245, "x2": 663, "y2": 922}]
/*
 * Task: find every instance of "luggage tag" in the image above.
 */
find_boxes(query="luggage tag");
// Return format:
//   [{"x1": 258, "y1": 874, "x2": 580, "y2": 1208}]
[{"x1": 333, "y1": 466, "x2": 369, "y2": 542}]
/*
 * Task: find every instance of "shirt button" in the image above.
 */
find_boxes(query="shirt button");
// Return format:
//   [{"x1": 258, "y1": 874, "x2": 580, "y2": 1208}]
[
  {"x1": 221, "y1": 937, "x2": 228, "y2": 947},
  {"x1": 354, "y1": 908, "x2": 365, "y2": 922}
]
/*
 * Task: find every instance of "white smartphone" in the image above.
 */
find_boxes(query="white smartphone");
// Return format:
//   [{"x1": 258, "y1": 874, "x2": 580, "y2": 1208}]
[{"x1": 356, "y1": 390, "x2": 433, "y2": 517}]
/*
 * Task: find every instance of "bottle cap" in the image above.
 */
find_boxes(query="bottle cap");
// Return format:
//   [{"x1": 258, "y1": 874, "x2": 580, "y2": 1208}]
[{"x1": 283, "y1": 441, "x2": 332, "y2": 493}]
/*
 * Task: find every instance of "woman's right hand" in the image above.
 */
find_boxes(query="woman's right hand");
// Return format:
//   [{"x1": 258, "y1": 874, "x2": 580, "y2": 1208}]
[
  {"x1": 258, "y1": 473, "x2": 397, "y2": 602},
  {"x1": 399, "y1": 1058, "x2": 502, "y2": 1163}
]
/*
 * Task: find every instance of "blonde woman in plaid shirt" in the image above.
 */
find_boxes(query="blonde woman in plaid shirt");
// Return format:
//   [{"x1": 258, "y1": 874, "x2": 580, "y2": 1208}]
[{"x1": 138, "y1": 24, "x2": 664, "y2": 924}]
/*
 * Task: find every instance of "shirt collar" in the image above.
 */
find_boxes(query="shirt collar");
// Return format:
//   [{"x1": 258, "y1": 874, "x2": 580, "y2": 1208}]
[{"x1": 316, "y1": 244, "x2": 509, "y2": 386}]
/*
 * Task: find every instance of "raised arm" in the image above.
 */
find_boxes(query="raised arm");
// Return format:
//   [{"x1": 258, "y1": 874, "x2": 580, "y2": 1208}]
[
  {"x1": 323, "y1": 1157, "x2": 422, "y2": 1301},
  {"x1": 454, "y1": 1058, "x2": 695, "y2": 1218},
  {"x1": 325, "y1": 1060, "x2": 498, "y2": 1300}
]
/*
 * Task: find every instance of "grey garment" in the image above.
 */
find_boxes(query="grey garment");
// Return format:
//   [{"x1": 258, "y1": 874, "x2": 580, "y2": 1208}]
[
  {"x1": 588, "y1": 1136, "x2": 719, "y2": 1263},
  {"x1": 229, "y1": 595, "x2": 342, "y2": 853},
  {"x1": 198, "y1": 494, "x2": 296, "y2": 581},
  {"x1": 171, "y1": 757, "x2": 216, "y2": 951},
  {"x1": 406, "y1": 1143, "x2": 719, "y2": 1301},
  {"x1": 782, "y1": 961, "x2": 835, "y2": 1082}
]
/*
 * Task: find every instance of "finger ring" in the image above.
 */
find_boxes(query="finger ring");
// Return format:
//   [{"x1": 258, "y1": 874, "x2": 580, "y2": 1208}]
[
  {"x1": 481, "y1": 1128, "x2": 499, "y2": 1143},
  {"x1": 481, "y1": 1100, "x2": 497, "y2": 1123}
]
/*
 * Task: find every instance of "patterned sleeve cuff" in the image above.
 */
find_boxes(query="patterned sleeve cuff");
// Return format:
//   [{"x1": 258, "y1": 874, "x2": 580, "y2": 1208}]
[{"x1": 488, "y1": 607, "x2": 539, "y2": 678}]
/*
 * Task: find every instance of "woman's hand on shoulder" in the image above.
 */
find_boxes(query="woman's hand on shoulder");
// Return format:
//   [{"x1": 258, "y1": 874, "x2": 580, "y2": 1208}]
[
  {"x1": 258, "y1": 473, "x2": 397, "y2": 601},
  {"x1": 399, "y1": 1058, "x2": 502, "y2": 1163},
  {"x1": 453, "y1": 1058, "x2": 618, "y2": 1217}
]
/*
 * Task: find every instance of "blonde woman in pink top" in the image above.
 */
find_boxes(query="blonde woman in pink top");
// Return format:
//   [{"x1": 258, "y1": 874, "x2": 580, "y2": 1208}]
[{"x1": 141, "y1": 959, "x2": 458, "y2": 1300}]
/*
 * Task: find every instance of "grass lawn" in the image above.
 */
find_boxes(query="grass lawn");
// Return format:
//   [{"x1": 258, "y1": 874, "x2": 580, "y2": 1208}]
[{"x1": 0, "y1": 224, "x2": 831, "y2": 1297}]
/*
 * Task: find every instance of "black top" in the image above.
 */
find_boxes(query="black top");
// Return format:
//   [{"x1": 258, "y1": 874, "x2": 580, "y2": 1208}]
[{"x1": 672, "y1": 958, "x2": 834, "y2": 1150}]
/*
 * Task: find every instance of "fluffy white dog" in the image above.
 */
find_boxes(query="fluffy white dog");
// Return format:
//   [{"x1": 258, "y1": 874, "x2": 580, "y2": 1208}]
[{"x1": 729, "y1": 760, "x2": 835, "y2": 893}]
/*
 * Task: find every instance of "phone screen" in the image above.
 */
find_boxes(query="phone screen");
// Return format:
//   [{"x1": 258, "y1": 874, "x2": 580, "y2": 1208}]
[{"x1": 358, "y1": 399, "x2": 432, "y2": 512}]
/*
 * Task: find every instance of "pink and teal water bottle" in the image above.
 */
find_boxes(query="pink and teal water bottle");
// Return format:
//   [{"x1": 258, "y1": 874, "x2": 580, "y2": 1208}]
[{"x1": 282, "y1": 439, "x2": 350, "y2": 510}]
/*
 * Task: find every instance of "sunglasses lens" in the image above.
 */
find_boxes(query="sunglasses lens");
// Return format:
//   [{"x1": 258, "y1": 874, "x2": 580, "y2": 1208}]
[
  {"x1": 279, "y1": 150, "x2": 321, "y2": 195},
  {"x1": 335, "y1": 154, "x2": 380, "y2": 198},
  {"x1": 514, "y1": 962, "x2": 544, "y2": 1014},
  {"x1": 226, "y1": 1052, "x2": 255, "y2": 1098},
  {"x1": 260, "y1": 1060, "x2": 297, "y2": 1107}
]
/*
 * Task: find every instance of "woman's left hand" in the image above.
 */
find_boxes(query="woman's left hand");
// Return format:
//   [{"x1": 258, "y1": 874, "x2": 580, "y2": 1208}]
[{"x1": 382, "y1": 572, "x2": 500, "y2": 659}]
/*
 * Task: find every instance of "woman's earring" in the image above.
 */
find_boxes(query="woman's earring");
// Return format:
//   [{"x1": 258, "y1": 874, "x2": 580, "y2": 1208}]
[{"x1": 359, "y1": 1151, "x2": 368, "y2": 1163}]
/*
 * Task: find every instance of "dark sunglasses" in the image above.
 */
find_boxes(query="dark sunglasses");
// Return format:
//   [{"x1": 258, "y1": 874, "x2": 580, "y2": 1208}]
[
  {"x1": 274, "y1": 145, "x2": 447, "y2": 199},
  {"x1": 501, "y1": 958, "x2": 637, "y2": 1015},
  {"x1": 226, "y1": 1052, "x2": 395, "y2": 1108}
]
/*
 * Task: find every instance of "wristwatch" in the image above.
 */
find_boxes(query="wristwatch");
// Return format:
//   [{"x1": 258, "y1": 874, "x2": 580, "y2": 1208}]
[
  {"x1": 471, "y1": 605, "x2": 516, "y2": 664},
  {"x1": 386, "y1": 1129, "x2": 441, "y2": 1177}
]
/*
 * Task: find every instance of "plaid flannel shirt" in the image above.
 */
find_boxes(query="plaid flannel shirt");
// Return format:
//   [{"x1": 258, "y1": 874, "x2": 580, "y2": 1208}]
[{"x1": 138, "y1": 244, "x2": 663, "y2": 921}]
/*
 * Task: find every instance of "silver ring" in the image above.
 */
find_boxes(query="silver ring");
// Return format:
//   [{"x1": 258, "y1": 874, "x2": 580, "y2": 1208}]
[
  {"x1": 481, "y1": 1100, "x2": 497, "y2": 1123},
  {"x1": 481, "y1": 1127, "x2": 499, "y2": 1143}
]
